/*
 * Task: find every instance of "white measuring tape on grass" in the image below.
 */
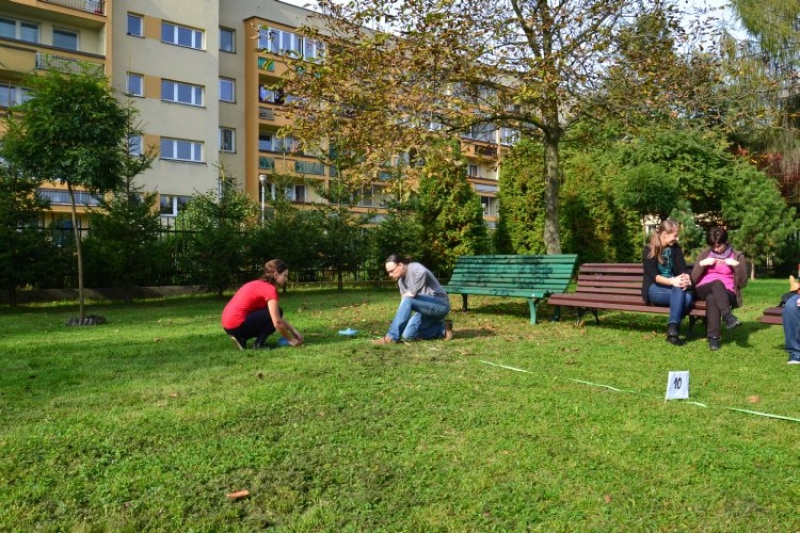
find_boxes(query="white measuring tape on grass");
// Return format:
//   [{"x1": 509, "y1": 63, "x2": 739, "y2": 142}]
[{"x1": 479, "y1": 360, "x2": 800, "y2": 422}]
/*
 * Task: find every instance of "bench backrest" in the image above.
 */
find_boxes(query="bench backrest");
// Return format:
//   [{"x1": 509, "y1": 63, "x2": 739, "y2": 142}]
[
  {"x1": 575, "y1": 263, "x2": 643, "y2": 296},
  {"x1": 448, "y1": 254, "x2": 577, "y2": 292}
]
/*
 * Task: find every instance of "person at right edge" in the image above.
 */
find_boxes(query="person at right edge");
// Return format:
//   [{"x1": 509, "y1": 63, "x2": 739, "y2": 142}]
[
  {"x1": 642, "y1": 218, "x2": 694, "y2": 346},
  {"x1": 691, "y1": 226, "x2": 747, "y2": 351},
  {"x1": 782, "y1": 276, "x2": 800, "y2": 364}
]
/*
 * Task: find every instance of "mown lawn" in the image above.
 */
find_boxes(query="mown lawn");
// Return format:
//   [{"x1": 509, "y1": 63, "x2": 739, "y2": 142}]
[{"x1": 2, "y1": 279, "x2": 799, "y2": 531}]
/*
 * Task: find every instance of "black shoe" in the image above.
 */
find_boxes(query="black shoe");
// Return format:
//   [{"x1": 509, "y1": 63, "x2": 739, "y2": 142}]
[
  {"x1": 666, "y1": 323, "x2": 684, "y2": 345},
  {"x1": 666, "y1": 335, "x2": 685, "y2": 346},
  {"x1": 708, "y1": 337, "x2": 721, "y2": 351},
  {"x1": 723, "y1": 313, "x2": 741, "y2": 330}
]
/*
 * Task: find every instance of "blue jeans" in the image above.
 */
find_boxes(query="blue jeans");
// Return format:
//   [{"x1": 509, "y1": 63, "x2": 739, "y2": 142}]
[
  {"x1": 648, "y1": 284, "x2": 694, "y2": 325},
  {"x1": 783, "y1": 294, "x2": 800, "y2": 361},
  {"x1": 386, "y1": 295, "x2": 450, "y2": 341}
]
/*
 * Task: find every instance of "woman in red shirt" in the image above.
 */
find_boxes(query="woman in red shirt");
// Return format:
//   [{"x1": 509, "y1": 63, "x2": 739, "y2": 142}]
[{"x1": 221, "y1": 259, "x2": 305, "y2": 350}]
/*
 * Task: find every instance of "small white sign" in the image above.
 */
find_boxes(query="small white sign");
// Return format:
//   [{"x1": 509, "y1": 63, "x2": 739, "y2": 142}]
[{"x1": 665, "y1": 371, "x2": 690, "y2": 400}]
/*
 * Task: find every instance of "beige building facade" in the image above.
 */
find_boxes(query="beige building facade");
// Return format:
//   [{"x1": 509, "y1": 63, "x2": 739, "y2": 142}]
[{"x1": 1, "y1": 0, "x2": 505, "y2": 227}]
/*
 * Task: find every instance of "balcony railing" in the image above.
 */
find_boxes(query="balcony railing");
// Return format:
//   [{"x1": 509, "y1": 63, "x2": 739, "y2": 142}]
[
  {"x1": 259, "y1": 157, "x2": 275, "y2": 171},
  {"x1": 36, "y1": 53, "x2": 104, "y2": 77},
  {"x1": 295, "y1": 161, "x2": 326, "y2": 176},
  {"x1": 42, "y1": 0, "x2": 105, "y2": 15},
  {"x1": 38, "y1": 188, "x2": 101, "y2": 207},
  {"x1": 259, "y1": 107, "x2": 274, "y2": 120}
]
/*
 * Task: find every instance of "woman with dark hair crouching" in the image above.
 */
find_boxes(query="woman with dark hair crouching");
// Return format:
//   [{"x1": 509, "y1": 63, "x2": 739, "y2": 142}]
[
  {"x1": 221, "y1": 259, "x2": 304, "y2": 350},
  {"x1": 691, "y1": 227, "x2": 747, "y2": 351},
  {"x1": 372, "y1": 254, "x2": 453, "y2": 344}
]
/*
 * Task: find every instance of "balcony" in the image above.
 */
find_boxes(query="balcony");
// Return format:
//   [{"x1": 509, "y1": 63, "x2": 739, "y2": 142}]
[
  {"x1": 42, "y1": 0, "x2": 106, "y2": 16},
  {"x1": 295, "y1": 161, "x2": 326, "y2": 176},
  {"x1": 38, "y1": 188, "x2": 101, "y2": 206},
  {"x1": 258, "y1": 157, "x2": 275, "y2": 171},
  {"x1": 36, "y1": 52, "x2": 104, "y2": 76},
  {"x1": 259, "y1": 107, "x2": 274, "y2": 120}
]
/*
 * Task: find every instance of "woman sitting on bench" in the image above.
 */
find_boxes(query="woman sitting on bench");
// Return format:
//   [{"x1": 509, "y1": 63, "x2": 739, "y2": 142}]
[
  {"x1": 641, "y1": 218, "x2": 694, "y2": 346},
  {"x1": 691, "y1": 227, "x2": 747, "y2": 351}
]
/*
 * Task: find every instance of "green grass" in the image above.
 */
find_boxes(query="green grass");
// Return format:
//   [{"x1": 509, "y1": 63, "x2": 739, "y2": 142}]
[{"x1": 2, "y1": 280, "x2": 800, "y2": 531}]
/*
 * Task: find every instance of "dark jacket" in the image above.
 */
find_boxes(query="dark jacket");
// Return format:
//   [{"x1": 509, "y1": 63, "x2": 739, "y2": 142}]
[
  {"x1": 641, "y1": 244, "x2": 690, "y2": 303},
  {"x1": 691, "y1": 248, "x2": 748, "y2": 308}
]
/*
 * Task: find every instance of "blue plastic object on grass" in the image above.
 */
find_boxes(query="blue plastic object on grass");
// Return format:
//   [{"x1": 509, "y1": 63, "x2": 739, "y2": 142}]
[
  {"x1": 277, "y1": 337, "x2": 291, "y2": 347},
  {"x1": 338, "y1": 328, "x2": 358, "y2": 336}
]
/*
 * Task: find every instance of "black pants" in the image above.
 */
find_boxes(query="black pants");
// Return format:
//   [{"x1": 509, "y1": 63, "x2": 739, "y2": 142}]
[
  {"x1": 694, "y1": 281, "x2": 736, "y2": 338},
  {"x1": 224, "y1": 307, "x2": 282, "y2": 347}
]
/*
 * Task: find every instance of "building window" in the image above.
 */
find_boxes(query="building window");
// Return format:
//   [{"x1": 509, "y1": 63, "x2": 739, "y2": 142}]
[
  {"x1": 219, "y1": 78, "x2": 235, "y2": 102},
  {"x1": 259, "y1": 133, "x2": 297, "y2": 153},
  {"x1": 220, "y1": 27, "x2": 235, "y2": 53},
  {"x1": 292, "y1": 185, "x2": 306, "y2": 203},
  {"x1": 159, "y1": 195, "x2": 191, "y2": 217},
  {"x1": 0, "y1": 84, "x2": 30, "y2": 108},
  {"x1": 258, "y1": 27, "x2": 302, "y2": 57},
  {"x1": 219, "y1": 128, "x2": 235, "y2": 153},
  {"x1": 53, "y1": 28, "x2": 78, "y2": 51},
  {"x1": 161, "y1": 138, "x2": 203, "y2": 162},
  {"x1": 480, "y1": 196, "x2": 497, "y2": 217},
  {"x1": 161, "y1": 79, "x2": 204, "y2": 106},
  {"x1": 127, "y1": 73, "x2": 143, "y2": 97},
  {"x1": 128, "y1": 135, "x2": 142, "y2": 156},
  {"x1": 161, "y1": 22, "x2": 203, "y2": 50},
  {"x1": 127, "y1": 14, "x2": 143, "y2": 37},
  {"x1": 468, "y1": 164, "x2": 480, "y2": 178},
  {"x1": 0, "y1": 17, "x2": 39, "y2": 43}
]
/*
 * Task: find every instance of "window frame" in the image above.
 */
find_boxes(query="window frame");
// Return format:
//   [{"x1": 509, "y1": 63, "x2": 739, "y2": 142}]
[
  {"x1": 126, "y1": 72, "x2": 144, "y2": 97},
  {"x1": 128, "y1": 135, "x2": 142, "y2": 156},
  {"x1": 0, "y1": 17, "x2": 40, "y2": 43},
  {"x1": 159, "y1": 195, "x2": 191, "y2": 217},
  {"x1": 127, "y1": 13, "x2": 144, "y2": 37},
  {"x1": 0, "y1": 84, "x2": 30, "y2": 108},
  {"x1": 219, "y1": 27, "x2": 235, "y2": 53},
  {"x1": 160, "y1": 137, "x2": 203, "y2": 163},
  {"x1": 53, "y1": 27, "x2": 79, "y2": 50},
  {"x1": 161, "y1": 79, "x2": 204, "y2": 107},
  {"x1": 219, "y1": 77, "x2": 235, "y2": 103},
  {"x1": 161, "y1": 22, "x2": 204, "y2": 50},
  {"x1": 219, "y1": 127, "x2": 235, "y2": 153}
]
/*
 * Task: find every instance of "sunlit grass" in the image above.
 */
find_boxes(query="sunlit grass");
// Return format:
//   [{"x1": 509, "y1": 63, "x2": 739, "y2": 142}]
[{"x1": 2, "y1": 279, "x2": 799, "y2": 531}]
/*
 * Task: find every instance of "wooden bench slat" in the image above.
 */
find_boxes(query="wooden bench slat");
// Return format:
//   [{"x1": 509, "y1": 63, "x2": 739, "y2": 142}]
[
  {"x1": 759, "y1": 306, "x2": 784, "y2": 325},
  {"x1": 546, "y1": 262, "x2": 708, "y2": 334}
]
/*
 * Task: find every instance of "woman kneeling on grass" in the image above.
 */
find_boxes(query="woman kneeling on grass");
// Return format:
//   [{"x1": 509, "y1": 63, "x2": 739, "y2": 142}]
[
  {"x1": 372, "y1": 254, "x2": 453, "y2": 344},
  {"x1": 221, "y1": 259, "x2": 304, "y2": 350}
]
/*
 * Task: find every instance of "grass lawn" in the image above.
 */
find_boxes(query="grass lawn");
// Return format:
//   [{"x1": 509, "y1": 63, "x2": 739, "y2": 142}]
[{"x1": 2, "y1": 279, "x2": 800, "y2": 531}]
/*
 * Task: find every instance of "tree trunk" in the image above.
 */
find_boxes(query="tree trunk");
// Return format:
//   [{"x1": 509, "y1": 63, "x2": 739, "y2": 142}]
[
  {"x1": 67, "y1": 182, "x2": 85, "y2": 320},
  {"x1": 543, "y1": 129, "x2": 562, "y2": 255}
]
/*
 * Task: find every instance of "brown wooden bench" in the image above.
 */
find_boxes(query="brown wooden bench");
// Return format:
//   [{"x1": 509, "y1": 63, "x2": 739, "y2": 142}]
[
  {"x1": 759, "y1": 307, "x2": 783, "y2": 325},
  {"x1": 547, "y1": 263, "x2": 708, "y2": 336}
]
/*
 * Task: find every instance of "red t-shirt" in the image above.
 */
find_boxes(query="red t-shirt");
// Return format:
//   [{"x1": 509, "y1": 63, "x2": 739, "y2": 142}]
[{"x1": 221, "y1": 280, "x2": 278, "y2": 329}]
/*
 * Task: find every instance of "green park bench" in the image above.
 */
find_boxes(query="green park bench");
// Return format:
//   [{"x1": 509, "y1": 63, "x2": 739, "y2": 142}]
[{"x1": 444, "y1": 254, "x2": 578, "y2": 324}]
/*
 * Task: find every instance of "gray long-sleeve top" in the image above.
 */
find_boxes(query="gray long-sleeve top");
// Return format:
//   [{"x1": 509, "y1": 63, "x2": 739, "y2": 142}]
[{"x1": 398, "y1": 262, "x2": 450, "y2": 305}]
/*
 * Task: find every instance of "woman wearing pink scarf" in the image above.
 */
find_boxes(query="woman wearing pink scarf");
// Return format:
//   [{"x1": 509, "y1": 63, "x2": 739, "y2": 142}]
[{"x1": 691, "y1": 227, "x2": 748, "y2": 351}]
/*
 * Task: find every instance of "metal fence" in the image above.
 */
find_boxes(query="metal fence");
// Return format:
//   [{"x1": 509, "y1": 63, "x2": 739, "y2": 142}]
[{"x1": 48, "y1": 226, "x2": 382, "y2": 289}]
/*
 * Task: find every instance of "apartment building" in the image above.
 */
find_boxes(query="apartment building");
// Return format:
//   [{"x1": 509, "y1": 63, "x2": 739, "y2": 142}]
[{"x1": 1, "y1": 0, "x2": 505, "y2": 228}]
